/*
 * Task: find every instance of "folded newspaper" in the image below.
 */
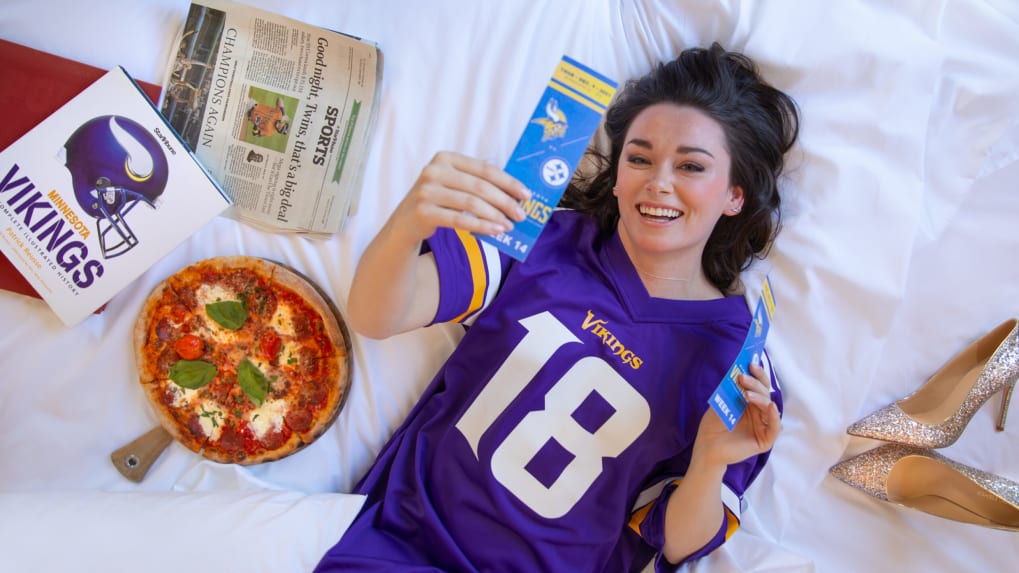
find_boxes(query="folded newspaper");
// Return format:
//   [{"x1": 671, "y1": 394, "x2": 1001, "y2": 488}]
[{"x1": 159, "y1": 0, "x2": 382, "y2": 236}]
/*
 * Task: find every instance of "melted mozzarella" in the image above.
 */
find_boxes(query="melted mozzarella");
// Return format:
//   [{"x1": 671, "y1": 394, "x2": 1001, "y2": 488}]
[
  {"x1": 279, "y1": 341, "x2": 301, "y2": 367},
  {"x1": 247, "y1": 398, "x2": 289, "y2": 439},
  {"x1": 165, "y1": 383, "x2": 199, "y2": 408},
  {"x1": 193, "y1": 283, "x2": 243, "y2": 344},
  {"x1": 195, "y1": 401, "x2": 225, "y2": 441},
  {"x1": 269, "y1": 303, "x2": 297, "y2": 337},
  {"x1": 196, "y1": 284, "x2": 236, "y2": 307},
  {"x1": 250, "y1": 356, "x2": 272, "y2": 375},
  {"x1": 194, "y1": 320, "x2": 241, "y2": 346}
]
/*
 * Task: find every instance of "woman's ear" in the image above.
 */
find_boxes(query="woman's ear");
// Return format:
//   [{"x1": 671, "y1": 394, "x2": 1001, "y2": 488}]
[{"x1": 726, "y1": 186, "x2": 745, "y2": 215}]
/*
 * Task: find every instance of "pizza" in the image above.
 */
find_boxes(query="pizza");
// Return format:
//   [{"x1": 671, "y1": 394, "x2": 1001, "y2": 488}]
[{"x1": 133, "y1": 256, "x2": 350, "y2": 465}]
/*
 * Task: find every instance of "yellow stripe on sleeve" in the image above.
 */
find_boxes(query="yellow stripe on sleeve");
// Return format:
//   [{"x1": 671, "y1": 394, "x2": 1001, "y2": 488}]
[
  {"x1": 722, "y1": 506, "x2": 740, "y2": 541},
  {"x1": 628, "y1": 478, "x2": 741, "y2": 543},
  {"x1": 628, "y1": 479, "x2": 683, "y2": 536},
  {"x1": 450, "y1": 229, "x2": 487, "y2": 323},
  {"x1": 628, "y1": 500, "x2": 653, "y2": 535}
]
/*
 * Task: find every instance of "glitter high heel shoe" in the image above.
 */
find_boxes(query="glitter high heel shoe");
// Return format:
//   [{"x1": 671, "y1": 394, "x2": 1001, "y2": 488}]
[
  {"x1": 847, "y1": 318, "x2": 1019, "y2": 448},
  {"x1": 829, "y1": 443, "x2": 1019, "y2": 532}
]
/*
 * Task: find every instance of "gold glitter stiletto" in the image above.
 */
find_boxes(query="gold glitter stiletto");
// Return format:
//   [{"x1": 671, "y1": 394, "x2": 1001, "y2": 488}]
[
  {"x1": 829, "y1": 443, "x2": 1019, "y2": 532},
  {"x1": 847, "y1": 318, "x2": 1019, "y2": 448}
]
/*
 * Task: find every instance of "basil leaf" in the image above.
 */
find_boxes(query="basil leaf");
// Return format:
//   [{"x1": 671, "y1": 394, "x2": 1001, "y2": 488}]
[
  {"x1": 237, "y1": 358, "x2": 269, "y2": 407},
  {"x1": 206, "y1": 300, "x2": 247, "y2": 330},
  {"x1": 168, "y1": 360, "x2": 217, "y2": 389}
]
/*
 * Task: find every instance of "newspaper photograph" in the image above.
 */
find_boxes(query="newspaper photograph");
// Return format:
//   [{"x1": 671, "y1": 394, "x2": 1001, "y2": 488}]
[{"x1": 159, "y1": 0, "x2": 382, "y2": 235}]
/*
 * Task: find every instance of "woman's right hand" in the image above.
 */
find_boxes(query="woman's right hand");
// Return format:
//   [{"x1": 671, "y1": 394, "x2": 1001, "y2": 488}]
[
  {"x1": 391, "y1": 151, "x2": 532, "y2": 243},
  {"x1": 348, "y1": 152, "x2": 531, "y2": 338}
]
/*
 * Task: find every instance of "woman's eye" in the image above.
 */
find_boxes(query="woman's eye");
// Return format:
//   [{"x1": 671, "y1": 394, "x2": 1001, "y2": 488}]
[
  {"x1": 625, "y1": 155, "x2": 650, "y2": 166},
  {"x1": 679, "y1": 162, "x2": 705, "y2": 172}
]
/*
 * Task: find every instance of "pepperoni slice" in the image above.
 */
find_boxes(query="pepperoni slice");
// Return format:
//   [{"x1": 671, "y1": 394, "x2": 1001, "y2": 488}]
[
  {"x1": 259, "y1": 428, "x2": 288, "y2": 450},
  {"x1": 286, "y1": 408, "x2": 313, "y2": 432},
  {"x1": 155, "y1": 317, "x2": 176, "y2": 341},
  {"x1": 218, "y1": 424, "x2": 244, "y2": 453}
]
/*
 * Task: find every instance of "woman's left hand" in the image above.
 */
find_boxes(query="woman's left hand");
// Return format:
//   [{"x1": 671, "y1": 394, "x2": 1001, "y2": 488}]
[{"x1": 692, "y1": 362, "x2": 781, "y2": 468}]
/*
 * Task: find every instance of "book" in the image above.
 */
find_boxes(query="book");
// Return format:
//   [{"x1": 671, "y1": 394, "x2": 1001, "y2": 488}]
[
  {"x1": 0, "y1": 39, "x2": 163, "y2": 307},
  {"x1": 479, "y1": 56, "x2": 617, "y2": 261},
  {"x1": 159, "y1": 0, "x2": 383, "y2": 236},
  {"x1": 0, "y1": 65, "x2": 231, "y2": 327}
]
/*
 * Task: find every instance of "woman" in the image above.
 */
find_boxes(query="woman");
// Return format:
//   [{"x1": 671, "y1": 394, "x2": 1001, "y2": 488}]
[{"x1": 316, "y1": 43, "x2": 800, "y2": 572}]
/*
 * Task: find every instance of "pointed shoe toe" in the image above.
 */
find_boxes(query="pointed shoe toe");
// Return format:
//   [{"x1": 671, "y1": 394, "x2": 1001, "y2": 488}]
[
  {"x1": 847, "y1": 318, "x2": 1019, "y2": 448},
  {"x1": 830, "y1": 443, "x2": 1019, "y2": 531},
  {"x1": 846, "y1": 402, "x2": 959, "y2": 449}
]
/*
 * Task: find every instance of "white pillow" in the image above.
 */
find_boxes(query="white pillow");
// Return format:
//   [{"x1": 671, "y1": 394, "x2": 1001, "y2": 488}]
[{"x1": 0, "y1": 490, "x2": 365, "y2": 573}]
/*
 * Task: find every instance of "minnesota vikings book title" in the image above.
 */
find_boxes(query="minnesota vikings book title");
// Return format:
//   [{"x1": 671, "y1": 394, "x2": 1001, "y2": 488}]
[
  {"x1": 480, "y1": 56, "x2": 616, "y2": 261},
  {"x1": 0, "y1": 66, "x2": 230, "y2": 326}
]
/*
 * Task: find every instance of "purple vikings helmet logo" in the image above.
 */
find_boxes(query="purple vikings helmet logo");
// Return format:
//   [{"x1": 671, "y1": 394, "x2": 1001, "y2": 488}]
[{"x1": 62, "y1": 115, "x2": 169, "y2": 258}]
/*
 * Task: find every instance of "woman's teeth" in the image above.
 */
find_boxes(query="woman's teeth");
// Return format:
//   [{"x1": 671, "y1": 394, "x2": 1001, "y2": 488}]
[{"x1": 639, "y1": 205, "x2": 680, "y2": 219}]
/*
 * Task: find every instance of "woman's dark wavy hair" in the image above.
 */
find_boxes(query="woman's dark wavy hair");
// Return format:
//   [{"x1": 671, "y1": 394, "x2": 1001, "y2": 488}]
[{"x1": 561, "y1": 43, "x2": 800, "y2": 295}]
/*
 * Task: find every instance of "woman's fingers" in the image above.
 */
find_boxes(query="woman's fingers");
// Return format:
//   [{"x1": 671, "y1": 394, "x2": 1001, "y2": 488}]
[
  {"x1": 738, "y1": 371, "x2": 771, "y2": 407},
  {"x1": 408, "y1": 152, "x2": 532, "y2": 236},
  {"x1": 737, "y1": 363, "x2": 780, "y2": 446},
  {"x1": 443, "y1": 152, "x2": 531, "y2": 203}
]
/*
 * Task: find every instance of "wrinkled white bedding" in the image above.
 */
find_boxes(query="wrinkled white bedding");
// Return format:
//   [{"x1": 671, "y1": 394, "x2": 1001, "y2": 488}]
[{"x1": 2, "y1": 1, "x2": 1018, "y2": 571}]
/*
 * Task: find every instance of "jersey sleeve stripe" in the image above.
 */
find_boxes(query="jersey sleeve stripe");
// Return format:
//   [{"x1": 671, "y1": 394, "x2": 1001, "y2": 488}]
[
  {"x1": 720, "y1": 481, "x2": 742, "y2": 540},
  {"x1": 627, "y1": 477, "x2": 678, "y2": 535},
  {"x1": 630, "y1": 477, "x2": 674, "y2": 512},
  {"x1": 723, "y1": 506, "x2": 740, "y2": 541},
  {"x1": 449, "y1": 229, "x2": 488, "y2": 323},
  {"x1": 720, "y1": 482, "x2": 742, "y2": 518},
  {"x1": 627, "y1": 500, "x2": 653, "y2": 535},
  {"x1": 463, "y1": 241, "x2": 503, "y2": 327},
  {"x1": 627, "y1": 479, "x2": 743, "y2": 539}
]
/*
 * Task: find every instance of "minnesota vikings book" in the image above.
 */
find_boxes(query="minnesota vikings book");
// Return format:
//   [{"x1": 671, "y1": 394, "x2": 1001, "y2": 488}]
[
  {"x1": 0, "y1": 39, "x2": 163, "y2": 307},
  {"x1": 709, "y1": 275, "x2": 777, "y2": 430},
  {"x1": 480, "y1": 56, "x2": 616, "y2": 261},
  {"x1": 0, "y1": 66, "x2": 231, "y2": 327}
]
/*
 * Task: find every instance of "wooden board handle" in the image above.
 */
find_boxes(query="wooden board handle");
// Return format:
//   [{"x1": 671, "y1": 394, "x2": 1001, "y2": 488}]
[{"x1": 110, "y1": 426, "x2": 173, "y2": 482}]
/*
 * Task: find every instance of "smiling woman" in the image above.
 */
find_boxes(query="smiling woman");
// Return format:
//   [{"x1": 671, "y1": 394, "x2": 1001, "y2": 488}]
[
  {"x1": 564, "y1": 43, "x2": 799, "y2": 299},
  {"x1": 322, "y1": 42, "x2": 800, "y2": 572}
]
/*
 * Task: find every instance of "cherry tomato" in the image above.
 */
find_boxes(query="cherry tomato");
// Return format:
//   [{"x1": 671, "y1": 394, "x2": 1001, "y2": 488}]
[
  {"x1": 174, "y1": 334, "x2": 204, "y2": 360},
  {"x1": 260, "y1": 330, "x2": 282, "y2": 361}
]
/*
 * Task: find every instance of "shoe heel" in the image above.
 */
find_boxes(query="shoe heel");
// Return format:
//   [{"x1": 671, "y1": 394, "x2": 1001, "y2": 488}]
[{"x1": 997, "y1": 381, "x2": 1016, "y2": 432}]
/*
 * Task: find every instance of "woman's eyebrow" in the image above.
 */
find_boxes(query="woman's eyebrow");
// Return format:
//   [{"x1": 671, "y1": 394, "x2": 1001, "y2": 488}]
[{"x1": 625, "y1": 138, "x2": 715, "y2": 158}]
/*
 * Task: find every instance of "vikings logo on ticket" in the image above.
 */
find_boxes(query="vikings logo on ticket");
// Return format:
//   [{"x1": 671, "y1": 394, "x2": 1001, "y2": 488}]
[{"x1": 479, "y1": 56, "x2": 616, "y2": 261}]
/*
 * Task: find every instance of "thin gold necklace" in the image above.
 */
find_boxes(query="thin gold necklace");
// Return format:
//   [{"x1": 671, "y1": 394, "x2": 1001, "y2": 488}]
[{"x1": 632, "y1": 262, "x2": 694, "y2": 282}]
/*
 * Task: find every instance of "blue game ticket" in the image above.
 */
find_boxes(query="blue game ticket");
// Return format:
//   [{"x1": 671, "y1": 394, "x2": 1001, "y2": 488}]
[
  {"x1": 479, "y1": 56, "x2": 617, "y2": 261},
  {"x1": 709, "y1": 275, "x2": 776, "y2": 430}
]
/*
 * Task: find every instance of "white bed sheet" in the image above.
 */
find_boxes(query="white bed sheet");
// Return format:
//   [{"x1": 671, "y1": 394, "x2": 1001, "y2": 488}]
[{"x1": 1, "y1": 1, "x2": 1018, "y2": 571}]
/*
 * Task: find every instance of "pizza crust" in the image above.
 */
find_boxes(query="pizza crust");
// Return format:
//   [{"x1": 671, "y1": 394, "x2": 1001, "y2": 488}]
[
  {"x1": 132, "y1": 256, "x2": 352, "y2": 466},
  {"x1": 133, "y1": 278, "x2": 171, "y2": 385}
]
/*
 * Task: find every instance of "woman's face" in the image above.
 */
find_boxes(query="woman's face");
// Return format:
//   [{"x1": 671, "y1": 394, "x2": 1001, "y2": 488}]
[{"x1": 613, "y1": 103, "x2": 743, "y2": 269}]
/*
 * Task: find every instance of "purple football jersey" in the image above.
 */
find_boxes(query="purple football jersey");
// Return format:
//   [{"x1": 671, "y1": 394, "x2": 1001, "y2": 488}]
[{"x1": 316, "y1": 210, "x2": 782, "y2": 572}]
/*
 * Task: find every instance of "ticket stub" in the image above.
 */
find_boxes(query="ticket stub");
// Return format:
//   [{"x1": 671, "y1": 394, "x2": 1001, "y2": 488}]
[
  {"x1": 709, "y1": 275, "x2": 776, "y2": 430},
  {"x1": 479, "y1": 55, "x2": 617, "y2": 261}
]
